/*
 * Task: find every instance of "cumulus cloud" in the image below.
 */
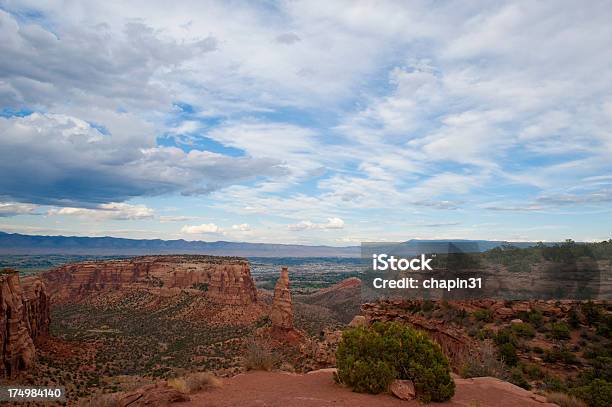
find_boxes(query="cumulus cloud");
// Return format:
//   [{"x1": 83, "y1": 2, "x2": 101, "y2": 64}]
[
  {"x1": 48, "y1": 203, "x2": 155, "y2": 220},
  {"x1": 0, "y1": 113, "x2": 285, "y2": 206},
  {"x1": 288, "y1": 217, "x2": 345, "y2": 231}
]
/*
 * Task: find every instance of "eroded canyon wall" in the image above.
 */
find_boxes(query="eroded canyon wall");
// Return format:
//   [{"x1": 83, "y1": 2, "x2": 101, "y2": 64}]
[
  {"x1": 42, "y1": 255, "x2": 258, "y2": 305},
  {"x1": 0, "y1": 269, "x2": 50, "y2": 377}
]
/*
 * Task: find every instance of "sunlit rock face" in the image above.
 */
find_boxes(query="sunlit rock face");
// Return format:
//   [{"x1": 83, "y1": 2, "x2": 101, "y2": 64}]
[{"x1": 41, "y1": 255, "x2": 258, "y2": 306}]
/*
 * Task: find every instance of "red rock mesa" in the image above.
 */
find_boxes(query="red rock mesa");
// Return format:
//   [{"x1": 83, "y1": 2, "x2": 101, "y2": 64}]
[{"x1": 41, "y1": 255, "x2": 258, "y2": 305}]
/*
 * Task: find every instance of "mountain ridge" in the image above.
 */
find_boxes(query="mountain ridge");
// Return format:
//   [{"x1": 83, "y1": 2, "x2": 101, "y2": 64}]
[{"x1": 0, "y1": 231, "x2": 542, "y2": 257}]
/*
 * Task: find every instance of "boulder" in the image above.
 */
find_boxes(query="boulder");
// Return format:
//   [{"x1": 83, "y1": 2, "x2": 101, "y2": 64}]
[
  {"x1": 389, "y1": 379, "x2": 416, "y2": 400},
  {"x1": 348, "y1": 315, "x2": 367, "y2": 327}
]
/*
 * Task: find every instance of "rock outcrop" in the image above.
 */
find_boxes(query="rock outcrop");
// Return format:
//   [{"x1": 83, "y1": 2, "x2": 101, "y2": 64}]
[
  {"x1": 0, "y1": 269, "x2": 50, "y2": 377},
  {"x1": 270, "y1": 267, "x2": 293, "y2": 330},
  {"x1": 112, "y1": 382, "x2": 190, "y2": 406},
  {"x1": 42, "y1": 255, "x2": 258, "y2": 305}
]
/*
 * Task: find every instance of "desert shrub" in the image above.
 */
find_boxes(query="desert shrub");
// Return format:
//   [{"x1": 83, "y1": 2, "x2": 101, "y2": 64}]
[
  {"x1": 422, "y1": 300, "x2": 435, "y2": 312},
  {"x1": 527, "y1": 310, "x2": 544, "y2": 327},
  {"x1": 550, "y1": 322, "x2": 571, "y2": 340},
  {"x1": 335, "y1": 321, "x2": 455, "y2": 402},
  {"x1": 522, "y1": 363, "x2": 544, "y2": 380},
  {"x1": 509, "y1": 367, "x2": 531, "y2": 390},
  {"x1": 498, "y1": 343, "x2": 518, "y2": 366},
  {"x1": 244, "y1": 340, "x2": 277, "y2": 371},
  {"x1": 543, "y1": 374, "x2": 568, "y2": 393},
  {"x1": 460, "y1": 342, "x2": 508, "y2": 380},
  {"x1": 572, "y1": 379, "x2": 612, "y2": 407},
  {"x1": 544, "y1": 347, "x2": 578, "y2": 365},
  {"x1": 580, "y1": 301, "x2": 602, "y2": 326},
  {"x1": 167, "y1": 377, "x2": 190, "y2": 394},
  {"x1": 512, "y1": 323, "x2": 535, "y2": 338},
  {"x1": 473, "y1": 309, "x2": 493, "y2": 322},
  {"x1": 494, "y1": 327, "x2": 518, "y2": 346},
  {"x1": 546, "y1": 392, "x2": 587, "y2": 407},
  {"x1": 184, "y1": 372, "x2": 221, "y2": 392}
]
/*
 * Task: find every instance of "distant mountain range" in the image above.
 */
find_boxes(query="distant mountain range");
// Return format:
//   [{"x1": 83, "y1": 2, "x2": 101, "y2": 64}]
[{"x1": 0, "y1": 231, "x2": 539, "y2": 257}]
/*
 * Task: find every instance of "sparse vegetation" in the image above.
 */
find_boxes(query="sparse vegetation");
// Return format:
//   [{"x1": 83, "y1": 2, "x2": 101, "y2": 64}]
[
  {"x1": 546, "y1": 392, "x2": 587, "y2": 407},
  {"x1": 460, "y1": 342, "x2": 508, "y2": 380},
  {"x1": 244, "y1": 340, "x2": 277, "y2": 371},
  {"x1": 168, "y1": 372, "x2": 221, "y2": 394}
]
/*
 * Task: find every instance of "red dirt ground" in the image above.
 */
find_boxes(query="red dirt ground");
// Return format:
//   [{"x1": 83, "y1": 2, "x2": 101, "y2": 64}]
[{"x1": 182, "y1": 369, "x2": 558, "y2": 407}]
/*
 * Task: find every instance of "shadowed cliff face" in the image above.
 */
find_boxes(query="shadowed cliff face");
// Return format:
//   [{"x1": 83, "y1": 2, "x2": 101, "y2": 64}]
[
  {"x1": 41, "y1": 255, "x2": 258, "y2": 306},
  {"x1": 0, "y1": 269, "x2": 50, "y2": 377}
]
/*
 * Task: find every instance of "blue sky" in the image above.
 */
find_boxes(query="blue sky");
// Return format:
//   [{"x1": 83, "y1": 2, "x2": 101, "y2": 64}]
[{"x1": 0, "y1": 0, "x2": 611, "y2": 245}]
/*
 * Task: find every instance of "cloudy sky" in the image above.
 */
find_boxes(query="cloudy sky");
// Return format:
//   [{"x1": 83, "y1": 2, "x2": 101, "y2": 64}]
[{"x1": 1, "y1": 0, "x2": 611, "y2": 245}]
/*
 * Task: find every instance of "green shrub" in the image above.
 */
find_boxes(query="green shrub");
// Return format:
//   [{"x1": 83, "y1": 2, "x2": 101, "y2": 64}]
[
  {"x1": 512, "y1": 323, "x2": 535, "y2": 338},
  {"x1": 494, "y1": 327, "x2": 518, "y2": 346},
  {"x1": 473, "y1": 309, "x2": 493, "y2": 322},
  {"x1": 336, "y1": 322, "x2": 455, "y2": 402},
  {"x1": 509, "y1": 367, "x2": 531, "y2": 390},
  {"x1": 550, "y1": 322, "x2": 571, "y2": 340},
  {"x1": 572, "y1": 379, "x2": 612, "y2": 407},
  {"x1": 498, "y1": 343, "x2": 518, "y2": 366}
]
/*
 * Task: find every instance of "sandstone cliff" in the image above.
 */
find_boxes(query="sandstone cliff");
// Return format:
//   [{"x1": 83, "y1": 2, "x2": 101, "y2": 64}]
[
  {"x1": 42, "y1": 255, "x2": 258, "y2": 305},
  {"x1": 270, "y1": 267, "x2": 294, "y2": 330},
  {"x1": 0, "y1": 269, "x2": 50, "y2": 377}
]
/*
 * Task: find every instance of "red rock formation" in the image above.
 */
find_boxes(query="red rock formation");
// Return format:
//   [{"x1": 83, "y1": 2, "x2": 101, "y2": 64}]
[
  {"x1": 42, "y1": 255, "x2": 258, "y2": 305},
  {"x1": 0, "y1": 269, "x2": 50, "y2": 377},
  {"x1": 111, "y1": 382, "x2": 189, "y2": 406},
  {"x1": 270, "y1": 267, "x2": 293, "y2": 330}
]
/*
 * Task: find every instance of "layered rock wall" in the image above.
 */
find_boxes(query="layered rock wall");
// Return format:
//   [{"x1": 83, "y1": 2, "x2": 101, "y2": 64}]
[
  {"x1": 0, "y1": 269, "x2": 50, "y2": 377},
  {"x1": 42, "y1": 255, "x2": 258, "y2": 305}
]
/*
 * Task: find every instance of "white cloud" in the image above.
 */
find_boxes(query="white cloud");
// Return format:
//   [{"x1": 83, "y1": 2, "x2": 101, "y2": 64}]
[
  {"x1": 48, "y1": 203, "x2": 155, "y2": 220},
  {"x1": 288, "y1": 217, "x2": 345, "y2": 231},
  {"x1": 231, "y1": 223, "x2": 251, "y2": 231},
  {"x1": 0, "y1": 113, "x2": 284, "y2": 206},
  {"x1": 0, "y1": 202, "x2": 38, "y2": 217},
  {"x1": 181, "y1": 223, "x2": 222, "y2": 234}
]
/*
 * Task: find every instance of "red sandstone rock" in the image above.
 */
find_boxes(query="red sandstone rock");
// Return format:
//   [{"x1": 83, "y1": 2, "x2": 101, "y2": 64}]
[
  {"x1": 389, "y1": 379, "x2": 416, "y2": 400},
  {"x1": 349, "y1": 315, "x2": 367, "y2": 327},
  {"x1": 113, "y1": 382, "x2": 189, "y2": 406},
  {"x1": 0, "y1": 269, "x2": 50, "y2": 377},
  {"x1": 42, "y1": 255, "x2": 258, "y2": 306},
  {"x1": 270, "y1": 267, "x2": 293, "y2": 330}
]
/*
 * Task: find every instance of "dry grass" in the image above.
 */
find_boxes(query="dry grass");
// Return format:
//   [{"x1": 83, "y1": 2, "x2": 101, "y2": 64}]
[
  {"x1": 168, "y1": 372, "x2": 221, "y2": 394},
  {"x1": 459, "y1": 342, "x2": 509, "y2": 380},
  {"x1": 546, "y1": 392, "x2": 587, "y2": 407},
  {"x1": 245, "y1": 340, "x2": 277, "y2": 371},
  {"x1": 86, "y1": 393, "x2": 119, "y2": 407}
]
